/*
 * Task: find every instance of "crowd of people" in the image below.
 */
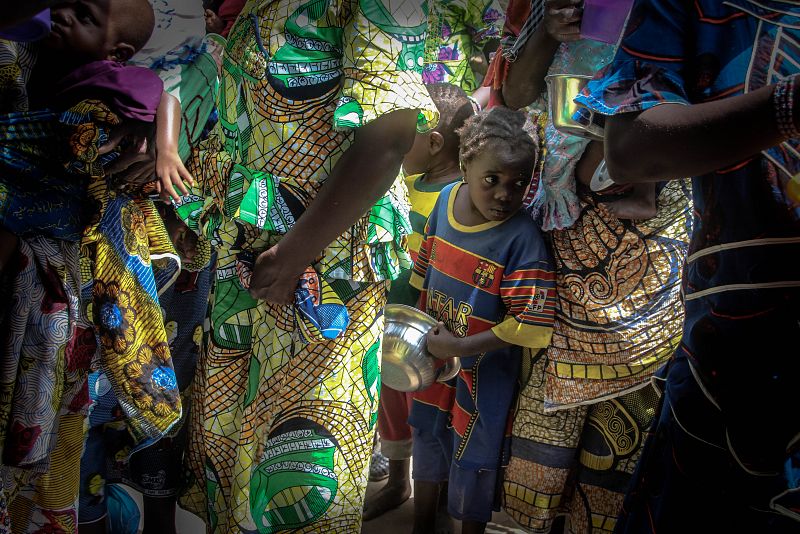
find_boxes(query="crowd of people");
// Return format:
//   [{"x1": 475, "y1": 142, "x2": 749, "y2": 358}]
[{"x1": 0, "y1": 0, "x2": 798, "y2": 533}]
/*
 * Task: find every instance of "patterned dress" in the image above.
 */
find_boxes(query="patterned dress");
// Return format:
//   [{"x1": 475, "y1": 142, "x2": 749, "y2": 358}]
[
  {"x1": 575, "y1": 0, "x2": 800, "y2": 530},
  {"x1": 174, "y1": 0, "x2": 437, "y2": 531},
  {"x1": 423, "y1": 0, "x2": 505, "y2": 91}
]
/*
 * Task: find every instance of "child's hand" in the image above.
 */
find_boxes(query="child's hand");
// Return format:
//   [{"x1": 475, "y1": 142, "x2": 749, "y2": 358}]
[
  {"x1": 426, "y1": 322, "x2": 462, "y2": 360},
  {"x1": 155, "y1": 149, "x2": 195, "y2": 204}
]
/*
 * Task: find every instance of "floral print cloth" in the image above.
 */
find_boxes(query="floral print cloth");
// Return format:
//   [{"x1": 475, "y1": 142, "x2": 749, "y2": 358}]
[{"x1": 423, "y1": 0, "x2": 505, "y2": 91}]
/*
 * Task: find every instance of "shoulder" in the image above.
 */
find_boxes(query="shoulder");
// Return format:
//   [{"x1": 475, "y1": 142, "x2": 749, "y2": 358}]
[{"x1": 502, "y1": 212, "x2": 551, "y2": 261}]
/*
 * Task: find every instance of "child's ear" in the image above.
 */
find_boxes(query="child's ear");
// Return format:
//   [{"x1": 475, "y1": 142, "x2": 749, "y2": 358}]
[
  {"x1": 108, "y1": 42, "x2": 136, "y2": 63},
  {"x1": 429, "y1": 131, "x2": 445, "y2": 156}
]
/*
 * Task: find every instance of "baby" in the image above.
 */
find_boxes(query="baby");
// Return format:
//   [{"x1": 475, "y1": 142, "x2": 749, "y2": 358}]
[{"x1": 0, "y1": 0, "x2": 194, "y2": 270}]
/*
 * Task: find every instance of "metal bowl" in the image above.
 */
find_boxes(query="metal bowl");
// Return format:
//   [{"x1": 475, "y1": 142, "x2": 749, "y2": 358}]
[
  {"x1": 381, "y1": 304, "x2": 461, "y2": 392},
  {"x1": 545, "y1": 74, "x2": 604, "y2": 140}
]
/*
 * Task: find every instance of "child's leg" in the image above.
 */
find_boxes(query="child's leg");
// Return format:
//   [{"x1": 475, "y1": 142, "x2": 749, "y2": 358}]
[
  {"x1": 411, "y1": 427, "x2": 450, "y2": 534},
  {"x1": 461, "y1": 520, "x2": 487, "y2": 534},
  {"x1": 364, "y1": 385, "x2": 413, "y2": 520},
  {"x1": 413, "y1": 480, "x2": 442, "y2": 534},
  {"x1": 142, "y1": 496, "x2": 177, "y2": 534}
]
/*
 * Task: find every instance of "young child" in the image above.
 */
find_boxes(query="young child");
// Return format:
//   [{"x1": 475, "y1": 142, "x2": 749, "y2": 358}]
[
  {"x1": 408, "y1": 107, "x2": 557, "y2": 534},
  {"x1": 364, "y1": 82, "x2": 475, "y2": 521}
]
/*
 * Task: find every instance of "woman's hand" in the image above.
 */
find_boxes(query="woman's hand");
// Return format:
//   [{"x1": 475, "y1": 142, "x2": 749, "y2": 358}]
[
  {"x1": 426, "y1": 322, "x2": 462, "y2": 360},
  {"x1": 155, "y1": 149, "x2": 195, "y2": 204},
  {"x1": 205, "y1": 9, "x2": 225, "y2": 34},
  {"x1": 101, "y1": 124, "x2": 158, "y2": 194},
  {"x1": 248, "y1": 244, "x2": 308, "y2": 305},
  {"x1": 544, "y1": 0, "x2": 583, "y2": 42}
]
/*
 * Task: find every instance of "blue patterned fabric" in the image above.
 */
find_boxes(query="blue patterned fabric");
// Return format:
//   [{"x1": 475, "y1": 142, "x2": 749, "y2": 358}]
[
  {"x1": 0, "y1": 108, "x2": 112, "y2": 241},
  {"x1": 294, "y1": 267, "x2": 350, "y2": 344}
]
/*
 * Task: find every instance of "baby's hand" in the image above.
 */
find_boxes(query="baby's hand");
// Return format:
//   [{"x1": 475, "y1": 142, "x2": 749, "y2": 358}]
[
  {"x1": 426, "y1": 322, "x2": 462, "y2": 360},
  {"x1": 155, "y1": 149, "x2": 195, "y2": 204}
]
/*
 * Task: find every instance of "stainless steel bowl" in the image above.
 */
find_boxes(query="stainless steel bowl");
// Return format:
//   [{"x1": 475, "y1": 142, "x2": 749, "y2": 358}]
[
  {"x1": 382, "y1": 304, "x2": 461, "y2": 392},
  {"x1": 545, "y1": 74, "x2": 604, "y2": 140}
]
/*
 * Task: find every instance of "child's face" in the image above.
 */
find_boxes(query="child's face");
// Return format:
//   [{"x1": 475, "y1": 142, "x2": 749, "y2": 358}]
[
  {"x1": 48, "y1": 0, "x2": 118, "y2": 62},
  {"x1": 462, "y1": 143, "x2": 534, "y2": 222},
  {"x1": 402, "y1": 131, "x2": 432, "y2": 176}
]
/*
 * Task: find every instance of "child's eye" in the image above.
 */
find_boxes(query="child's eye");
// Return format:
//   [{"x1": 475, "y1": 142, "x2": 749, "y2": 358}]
[
  {"x1": 75, "y1": 4, "x2": 95, "y2": 23},
  {"x1": 515, "y1": 179, "x2": 527, "y2": 187},
  {"x1": 483, "y1": 175, "x2": 498, "y2": 185}
]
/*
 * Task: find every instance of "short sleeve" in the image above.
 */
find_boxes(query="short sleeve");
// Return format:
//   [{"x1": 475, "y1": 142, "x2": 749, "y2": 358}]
[
  {"x1": 409, "y1": 220, "x2": 433, "y2": 291},
  {"x1": 573, "y1": 0, "x2": 692, "y2": 127},
  {"x1": 491, "y1": 259, "x2": 556, "y2": 348},
  {"x1": 335, "y1": 0, "x2": 439, "y2": 132},
  {"x1": 409, "y1": 191, "x2": 443, "y2": 290},
  {"x1": 466, "y1": 0, "x2": 505, "y2": 48}
]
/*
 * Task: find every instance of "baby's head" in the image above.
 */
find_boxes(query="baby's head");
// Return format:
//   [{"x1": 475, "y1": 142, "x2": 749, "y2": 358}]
[
  {"x1": 403, "y1": 83, "x2": 475, "y2": 177},
  {"x1": 46, "y1": 0, "x2": 155, "y2": 67},
  {"x1": 456, "y1": 107, "x2": 539, "y2": 221}
]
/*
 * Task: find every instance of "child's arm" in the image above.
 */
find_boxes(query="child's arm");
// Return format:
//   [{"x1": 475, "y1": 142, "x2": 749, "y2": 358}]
[
  {"x1": 155, "y1": 91, "x2": 194, "y2": 204},
  {"x1": 426, "y1": 322, "x2": 511, "y2": 359}
]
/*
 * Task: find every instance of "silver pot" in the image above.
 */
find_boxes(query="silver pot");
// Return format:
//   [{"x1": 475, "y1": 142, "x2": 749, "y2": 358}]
[
  {"x1": 545, "y1": 74, "x2": 604, "y2": 140},
  {"x1": 381, "y1": 304, "x2": 461, "y2": 392}
]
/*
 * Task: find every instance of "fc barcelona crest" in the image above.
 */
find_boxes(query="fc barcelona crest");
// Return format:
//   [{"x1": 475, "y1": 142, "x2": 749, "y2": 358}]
[{"x1": 472, "y1": 261, "x2": 497, "y2": 288}]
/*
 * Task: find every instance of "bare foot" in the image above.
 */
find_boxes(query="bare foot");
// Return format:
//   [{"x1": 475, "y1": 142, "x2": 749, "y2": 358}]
[{"x1": 363, "y1": 479, "x2": 412, "y2": 521}]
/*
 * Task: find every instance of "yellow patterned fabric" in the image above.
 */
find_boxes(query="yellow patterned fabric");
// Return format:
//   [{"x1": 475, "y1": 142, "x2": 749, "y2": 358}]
[
  {"x1": 5, "y1": 413, "x2": 87, "y2": 534},
  {"x1": 181, "y1": 271, "x2": 387, "y2": 532},
  {"x1": 71, "y1": 100, "x2": 182, "y2": 440},
  {"x1": 174, "y1": 0, "x2": 436, "y2": 531},
  {"x1": 542, "y1": 181, "x2": 692, "y2": 409},
  {"x1": 503, "y1": 349, "x2": 659, "y2": 534}
]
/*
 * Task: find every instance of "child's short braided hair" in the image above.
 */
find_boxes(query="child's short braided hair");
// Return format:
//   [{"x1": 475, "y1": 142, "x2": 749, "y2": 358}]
[
  {"x1": 457, "y1": 107, "x2": 539, "y2": 167},
  {"x1": 426, "y1": 83, "x2": 475, "y2": 158}
]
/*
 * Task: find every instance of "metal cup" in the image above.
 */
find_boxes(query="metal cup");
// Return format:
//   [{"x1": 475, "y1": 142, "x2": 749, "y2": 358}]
[{"x1": 545, "y1": 73, "x2": 604, "y2": 140}]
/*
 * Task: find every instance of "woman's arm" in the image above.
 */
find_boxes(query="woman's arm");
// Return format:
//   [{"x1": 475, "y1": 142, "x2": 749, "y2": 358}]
[
  {"x1": 501, "y1": 27, "x2": 559, "y2": 110},
  {"x1": 604, "y1": 83, "x2": 788, "y2": 183},
  {"x1": 501, "y1": 0, "x2": 581, "y2": 110},
  {"x1": 248, "y1": 108, "x2": 419, "y2": 303}
]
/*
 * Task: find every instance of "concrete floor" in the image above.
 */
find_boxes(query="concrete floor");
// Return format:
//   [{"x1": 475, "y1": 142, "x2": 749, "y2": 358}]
[
  {"x1": 360, "y1": 476, "x2": 527, "y2": 534},
  {"x1": 130, "y1": 472, "x2": 528, "y2": 533}
]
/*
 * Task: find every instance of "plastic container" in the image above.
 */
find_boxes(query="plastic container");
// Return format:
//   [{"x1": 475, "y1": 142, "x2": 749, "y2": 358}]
[
  {"x1": 580, "y1": 0, "x2": 634, "y2": 44},
  {"x1": 0, "y1": 10, "x2": 51, "y2": 42}
]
